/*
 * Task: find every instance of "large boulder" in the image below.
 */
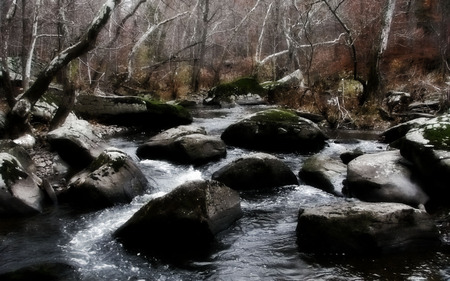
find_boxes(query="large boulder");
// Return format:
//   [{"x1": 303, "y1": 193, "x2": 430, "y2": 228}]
[
  {"x1": 59, "y1": 147, "x2": 148, "y2": 210},
  {"x1": 0, "y1": 151, "x2": 46, "y2": 216},
  {"x1": 299, "y1": 155, "x2": 346, "y2": 196},
  {"x1": 204, "y1": 77, "x2": 268, "y2": 107},
  {"x1": 296, "y1": 201, "x2": 440, "y2": 254},
  {"x1": 212, "y1": 153, "x2": 298, "y2": 191},
  {"x1": 74, "y1": 94, "x2": 193, "y2": 130},
  {"x1": 380, "y1": 117, "x2": 429, "y2": 144},
  {"x1": 114, "y1": 180, "x2": 242, "y2": 258},
  {"x1": 47, "y1": 115, "x2": 104, "y2": 171},
  {"x1": 345, "y1": 150, "x2": 429, "y2": 208},
  {"x1": 400, "y1": 114, "x2": 450, "y2": 204},
  {"x1": 136, "y1": 125, "x2": 226, "y2": 165},
  {"x1": 221, "y1": 109, "x2": 328, "y2": 153}
]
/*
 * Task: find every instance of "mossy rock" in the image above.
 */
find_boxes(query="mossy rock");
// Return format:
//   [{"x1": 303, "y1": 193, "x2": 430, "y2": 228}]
[
  {"x1": 60, "y1": 148, "x2": 148, "y2": 210},
  {"x1": 221, "y1": 109, "x2": 327, "y2": 153},
  {"x1": 422, "y1": 122, "x2": 450, "y2": 150},
  {"x1": 74, "y1": 94, "x2": 193, "y2": 130},
  {"x1": 205, "y1": 77, "x2": 267, "y2": 106},
  {"x1": 400, "y1": 114, "x2": 450, "y2": 205}
]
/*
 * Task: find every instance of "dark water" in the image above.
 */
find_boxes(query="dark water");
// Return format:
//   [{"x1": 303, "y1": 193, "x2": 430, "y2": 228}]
[{"x1": 1, "y1": 105, "x2": 450, "y2": 280}]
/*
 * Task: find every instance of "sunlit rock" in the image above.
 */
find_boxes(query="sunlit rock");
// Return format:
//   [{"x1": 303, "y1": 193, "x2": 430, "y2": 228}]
[
  {"x1": 212, "y1": 152, "x2": 298, "y2": 191},
  {"x1": 114, "y1": 180, "x2": 242, "y2": 259},
  {"x1": 0, "y1": 151, "x2": 46, "y2": 216},
  {"x1": 221, "y1": 108, "x2": 327, "y2": 153},
  {"x1": 380, "y1": 117, "x2": 429, "y2": 144},
  {"x1": 137, "y1": 125, "x2": 226, "y2": 165},
  {"x1": 47, "y1": 115, "x2": 104, "y2": 171},
  {"x1": 346, "y1": 150, "x2": 428, "y2": 208},
  {"x1": 59, "y1": 147, "x2": 148, "y2": 210},
  {"x1": 299, "y1": 155, "x2": 346, "y2": 196},
  {"x1": 400, "y1": 114, "x2": 450, "y2": 205},
  {"x1": 296, "y1": 201, "x2": 440, "y2": 255}
]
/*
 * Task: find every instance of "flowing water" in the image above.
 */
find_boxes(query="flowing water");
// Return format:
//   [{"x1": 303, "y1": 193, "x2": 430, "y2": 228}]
[{"x1": 1, "y1": 105, "x2": 450, "y2": 280}]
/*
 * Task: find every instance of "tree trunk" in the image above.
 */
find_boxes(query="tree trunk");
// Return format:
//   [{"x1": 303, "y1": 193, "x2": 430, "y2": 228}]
[
  {"x1": 191, "y1": 0, "x2": 209, "y2": 93},
  {"x1": 127, "y1": 11, "x2": 188, "y2": 81},
  {"x1": 23, "y1": 0, "x2": 42, "y2": 92},
  {"x1": 49, "y1": 68, "x2": 76, "y2": 131},
  {"x1": 1, "y1": 0, "x2": 19, "y2": 109},
  {"x1": 363, "y1": 0, "x2": 397, "y2": 105}
]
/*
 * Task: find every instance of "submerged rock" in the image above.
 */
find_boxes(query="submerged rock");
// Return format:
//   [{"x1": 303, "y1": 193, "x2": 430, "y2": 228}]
[
  {"x1": 299, "y1": 155, "x2": 346, "y2": 196},
  {"x1": 136, "y1": 125, "x2": 226, "y2": 165},
  {"x1": 59, "y1": 147, "x2": 148, "y2": 210},
  {"x1": 114, "y1": 180, "x2": 242, "y2": 258},
  {"x1": 0, "y1": 262, "x2": 79, "y2": 281},
  {"x1": 221, "y1": 108, "x2": 327, "y2": 153},
  {"x1": 296, "y1": 201, "x2": 440, "y2": 255},
  {"x1": 212, "y1": 153, "x2": 298, "y2": 191},
  {"x1": 346, "y1": 150, "x2": 428, "y2": 208},
  {"x1": 74, "y1": 94, "x2": 193, "y2": 130}
]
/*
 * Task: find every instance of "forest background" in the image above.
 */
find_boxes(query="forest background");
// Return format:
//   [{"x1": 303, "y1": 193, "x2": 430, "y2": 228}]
[{"x1": 1, "y1": 0, "x2": 449, "y2": 130}]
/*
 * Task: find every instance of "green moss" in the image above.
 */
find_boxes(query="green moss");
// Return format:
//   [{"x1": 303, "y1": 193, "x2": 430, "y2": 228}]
[
  {"x1": 250, "y1": 109, "x2": 299, "y2": 123},
  {"x1": 140, "y1": 98, "x2": 192, "y2": 119},
  {"x1": 208, "y1": 77, "x2": 267, "y2": 99},
  {"x1": 423, "y1": 124, "x2": 450, "y2": 150}
]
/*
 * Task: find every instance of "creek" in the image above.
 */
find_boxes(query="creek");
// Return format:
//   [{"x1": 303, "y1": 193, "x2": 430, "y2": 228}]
[{"x1": 1, "y1": 105, "x2": 450, "y2": 280}]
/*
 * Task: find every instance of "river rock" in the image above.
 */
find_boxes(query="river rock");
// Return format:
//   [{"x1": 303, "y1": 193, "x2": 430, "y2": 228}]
[
  {"x1": 136, "y1": 125, "x2": 226, "y2": 164},
  {"x1": 59, "y1": 147, "x2": 148, "y2": 210},
  {"x1": 47, "y1": 115, "x2": 105, "y2": 171},
  {"x1": 212, "y1": 153, "x2": 298, "y2": 191},
  {"x1": 74, "y1": 94, "x2": 193, "y2": 130},
  {"x1": 380, "y1": 117, "x2": 429, "y2": 144},
  {"x1": 204, "y1": 77, "x2": 268, "y2": 107},
  {"x1": 299, "y1": 155, "x2": 346, "y2": 196},
  {"x1": 296, "y1": 201, "x2": 440, "y2": 254},
  {"x1": 114, "y1": 180, "x2": 242, "y2": 257},
  {"x1": 400, "y1": 114, "x2": 450, "y2": 204},
  {"x1": 384, "y1": 91, "x2": 411, "y2": 113},
  {"x1": 0, "y1": 152, "x2": 46, "y2": 216},
  {"x1": 346, "y1": 150, "x2": 429, "y2": 208},
  {"x1": 221, "y1": 109, "x2": 327, "y2": 153},
  {"x1": 340, "y1": 148, "x2": 364, "y2": 164}
]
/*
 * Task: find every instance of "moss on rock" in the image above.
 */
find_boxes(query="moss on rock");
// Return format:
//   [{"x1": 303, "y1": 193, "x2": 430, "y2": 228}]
[
  {"x1": 423, "y1": 124, "x2": 450, "y2": 150},
  {"x1": 208, "y1": 77, "x2": 267, "y2": 100},
  {"x1": 250, "y1": 108, "x2": 300, "y2": 124}
]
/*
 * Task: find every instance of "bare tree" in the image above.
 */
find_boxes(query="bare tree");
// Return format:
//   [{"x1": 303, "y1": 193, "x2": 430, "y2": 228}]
[
  {"x1": 190, "y1": 0, "x2": 209, "y2": 92},
  {"x1": 0, "y1": 0, "x2": 19, "y2": 108},
  {"x1": 5, "y1": 0, "x2": 122, "y2": 138},
  {"x1": 126, "y1": 2, "x2": 188, "y2": 81},
  {"x1": 363, "y1": 0, "x2": 397, "y2": 104},
  {"x1": 22, "y1": 0, "x2": 42, "y2": 92}
]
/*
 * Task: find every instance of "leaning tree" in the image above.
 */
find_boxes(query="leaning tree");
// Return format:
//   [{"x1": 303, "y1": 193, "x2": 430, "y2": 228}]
[{"x1": 2, "y1": 0, "x2": 122, "y2": 139}]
